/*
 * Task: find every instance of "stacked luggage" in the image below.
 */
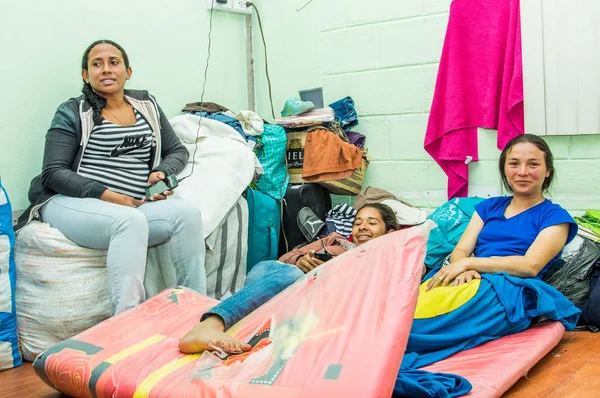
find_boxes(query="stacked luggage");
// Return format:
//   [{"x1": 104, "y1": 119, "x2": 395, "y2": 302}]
[{"x1": 274, "y1": 96, "x2": 369, "y2": 255}]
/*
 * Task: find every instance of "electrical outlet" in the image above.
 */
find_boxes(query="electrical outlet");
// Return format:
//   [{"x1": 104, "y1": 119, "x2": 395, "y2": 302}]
[
  {"x1": 232, "y1": 0, "x2": 252, "y2": 14},
  {"x1": 206, "y1": 0, "x2": 232, "y2": 12}
]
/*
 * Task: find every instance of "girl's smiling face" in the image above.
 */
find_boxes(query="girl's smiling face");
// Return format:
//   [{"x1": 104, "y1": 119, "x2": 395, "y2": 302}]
[{"x1": 352, "y1": 207, "x2": 388, "y2": 245}]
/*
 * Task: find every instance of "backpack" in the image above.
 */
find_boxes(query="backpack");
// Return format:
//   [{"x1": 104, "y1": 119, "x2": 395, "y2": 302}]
[
  {"x1": 246, "y1": 188, "x2": 281, "y2": 273},
  {"x1": 254, "y1": 124, "x2": 289, "y2": 200},
  {"x1": 0, "y1": 179, "x2": 21, "y2": 370}
]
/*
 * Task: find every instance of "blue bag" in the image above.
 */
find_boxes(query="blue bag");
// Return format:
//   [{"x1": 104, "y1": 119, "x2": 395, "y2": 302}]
[
  {"x1": 255, "y1": 124, "x2": 289, "y2": 200},
  {"x1": 246, "y1": 188, "x2": 281, "y2": 273},
  {"x1": 425, "y1": 197, "x2": 485, "y2": 269},
  {"x1": 0, "y1": 178, "x2": 22, "y2": 370},
  {"x1": 328, "y1": 96, "x2": 359, "y2": 131}
]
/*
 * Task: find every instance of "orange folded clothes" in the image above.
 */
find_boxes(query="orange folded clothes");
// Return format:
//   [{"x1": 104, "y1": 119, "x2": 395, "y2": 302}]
[{"x1": 301, "y1": 129, "x2": 362, "y2": 182}]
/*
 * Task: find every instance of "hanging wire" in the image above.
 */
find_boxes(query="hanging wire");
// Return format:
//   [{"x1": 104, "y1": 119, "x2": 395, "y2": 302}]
[
  {"x1": 247, "y1": 2, "x2": 276, "y2": 119},
  {"x1": 179, "y1": 1, "x2": 216, "y2": 183},
  {"x1": 296, "y1": 0, "x2": 314, "y2": 12},
  {"x1": 200, "y1": 1, "x2": 215, "y2": 102}
]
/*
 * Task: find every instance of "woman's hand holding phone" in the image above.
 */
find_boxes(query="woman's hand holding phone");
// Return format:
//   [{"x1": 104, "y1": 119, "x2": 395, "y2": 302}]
[
  {"x1": 314, "y1": 251, "x2": 334, "y2": 261},
  {"x1": 146, "y1": 171, "x2": 174, "y2": 201},
  {"x1": 296, "y1": 250, "x2": 325, "y2": 274}
]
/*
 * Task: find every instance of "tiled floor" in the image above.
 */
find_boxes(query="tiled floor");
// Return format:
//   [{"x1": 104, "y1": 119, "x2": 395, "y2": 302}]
[{"x1": 1, "y1": 331, "x2": 599, "y2": 397}]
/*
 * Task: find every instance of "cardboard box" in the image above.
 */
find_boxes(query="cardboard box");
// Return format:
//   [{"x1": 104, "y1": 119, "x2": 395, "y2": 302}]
[
  {"x1": 286, "y1": 129, "x2": 368, "y2": 193},
  {"x1": 317, "y1": 156, "x2": 369, "y2": 195},
  {"x1": 286, "y1": 130, "x2": 309, "y2": 184}
]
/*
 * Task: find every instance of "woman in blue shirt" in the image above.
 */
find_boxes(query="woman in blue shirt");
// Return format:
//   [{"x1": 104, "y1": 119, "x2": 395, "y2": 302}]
[
  {"x1": 392, "y1": 134, "x2": 580, "y2": 396},
  {"x1": 427, "y1": 133, "x2": 577, "y2": 290}
]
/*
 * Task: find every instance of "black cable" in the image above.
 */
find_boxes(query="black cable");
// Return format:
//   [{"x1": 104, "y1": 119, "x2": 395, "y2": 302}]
[
  {"x1": 247, "y1": 2, "x2": 276, "y2": 119},
  {"x1": 178, "y1": 2, "x2": 215, "y2": 183},
  {"x1": 200, "y1": 0, "x2": 215, "y2": 103},
  {"x1": 246, "y1": 1, "x2": 287, "y2": 251},
  {"x1": 296, "y1": 0, "x2": 314, "y2": 12}
]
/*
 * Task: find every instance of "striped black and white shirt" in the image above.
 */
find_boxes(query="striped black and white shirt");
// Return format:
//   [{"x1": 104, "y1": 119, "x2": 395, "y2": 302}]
[
  {"x1": 325, "y1": 203, "x2": 357, "y2": 238},
  {"x1": 78, "y1": 110, "x2": 154, "y2": 199}
]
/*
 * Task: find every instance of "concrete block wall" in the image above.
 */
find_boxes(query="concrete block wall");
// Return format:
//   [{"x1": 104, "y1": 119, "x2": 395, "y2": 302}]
[
  {"x1": 253, "y1": 0, "x2": 600, "y2": 215},
  {"x1": 4, "y1": 1, "x2": 597, "y2": 214},
  {"x1": 1, "y1": 0, "x2": 250, "y2": 210},
  {"x1": 319, "y1": 0, "x2": 449, "y2": 212}
]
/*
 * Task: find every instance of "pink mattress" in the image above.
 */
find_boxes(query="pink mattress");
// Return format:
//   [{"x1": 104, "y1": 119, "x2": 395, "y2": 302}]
[
  {"x1": 421, "y1": 321, "x2": 565, "y2": 397},
  {"x1": 33, "y1": 223, "x2": 431, "y2": 398},
  {"x1": 32, "y1": 215, "x2": 564, "y2": 398}
]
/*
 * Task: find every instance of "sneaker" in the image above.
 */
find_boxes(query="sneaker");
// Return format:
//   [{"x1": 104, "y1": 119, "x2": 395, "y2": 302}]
[
  {"x1": 297, "y1": 207, "x2": 326, "y2": 242},
  {"x1": 281, "y1": 97, "x2": 315, "y2": 117}
]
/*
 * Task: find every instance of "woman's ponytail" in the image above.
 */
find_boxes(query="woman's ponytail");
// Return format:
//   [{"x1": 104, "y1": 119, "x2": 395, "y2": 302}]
[{"x1": 82, "y1": 82, "x2": 106, "y2": 125}]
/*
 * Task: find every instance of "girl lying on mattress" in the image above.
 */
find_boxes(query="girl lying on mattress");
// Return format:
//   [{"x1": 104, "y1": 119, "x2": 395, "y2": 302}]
[
  {"x1": 181, "y1": 133, "x2": 580, "y2": 396},
  {"x1": 425, "y1": 133, "x2": 576, "y2": 290},
  {"x1": 179, "y1": 202, "x2": 401, "y2": 354},
  {"x1": 394, "y1": 133, "x2": 580, "y2": 396}
]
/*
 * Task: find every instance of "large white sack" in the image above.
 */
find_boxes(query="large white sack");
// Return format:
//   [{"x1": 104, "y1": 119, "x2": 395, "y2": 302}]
[
  {"x1": 146, "y1": 195, "x2": 249, "y2": 300},
  {"x1": 170, "y1": 114, "x2": 262, "y2": 238},
  {"x1": 15, "y1": 221, "x2": 111, "y2": 361}
]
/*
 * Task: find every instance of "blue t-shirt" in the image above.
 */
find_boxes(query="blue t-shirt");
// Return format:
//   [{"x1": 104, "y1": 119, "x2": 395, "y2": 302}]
[{"x1": 474, "y1": 196, "x2": 578, "y2": 278}]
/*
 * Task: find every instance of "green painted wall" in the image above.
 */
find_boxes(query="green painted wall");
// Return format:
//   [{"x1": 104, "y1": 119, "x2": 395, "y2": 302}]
[
  {"x1": 251, "y1": 0, "x2": 600, "y2": 215},
  {"x1": 0, "y1": 0, "x2": 249, "y2": 210},
  {"x1": 2, "y1": 0, "x2": 599, "y2": 215}
]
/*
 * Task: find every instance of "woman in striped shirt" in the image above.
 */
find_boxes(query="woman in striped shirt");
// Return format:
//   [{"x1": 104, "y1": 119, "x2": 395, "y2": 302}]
[{"x1": 27, "y1": 40, "x2": 206, "y2": 314}]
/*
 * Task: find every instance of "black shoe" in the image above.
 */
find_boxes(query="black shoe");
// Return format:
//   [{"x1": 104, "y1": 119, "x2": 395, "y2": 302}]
[{"x1": 297, "y1": 207, "x2": 326, "y2": 242}]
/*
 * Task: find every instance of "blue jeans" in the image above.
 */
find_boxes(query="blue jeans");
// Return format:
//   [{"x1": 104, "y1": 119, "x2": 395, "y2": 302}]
[
  {"x1": 203, "y1": 260, "x2": 304, "y2": 329},
  {"x1": 40, "y1": 195, "x2": 206, "y2": 314}
]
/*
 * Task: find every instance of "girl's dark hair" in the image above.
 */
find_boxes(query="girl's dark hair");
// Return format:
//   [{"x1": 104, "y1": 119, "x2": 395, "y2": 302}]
[
  {"x1": 357, "y1": 203, "x2": 399, "y2": 231},
  {"x1": 498, "y1": 133, "x2": 555, "y2": 193},
  {"x1": 81, "y1": 40, "x2": 130, "y2": 125}
]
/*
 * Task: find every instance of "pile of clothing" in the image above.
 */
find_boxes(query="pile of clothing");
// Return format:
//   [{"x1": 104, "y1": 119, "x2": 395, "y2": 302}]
[
  {"x1": 178, "y1": 101, "x2": 290, "y2": 204},
  {"x1": 575, "y1": 209, "x2": 600, "y2": 242},
  {"x1": 275, "y1": 96, "x2": 367, "y2": 194},
  {"x1": 183, "y1": 102, "x2": 264, "y2": 146}
]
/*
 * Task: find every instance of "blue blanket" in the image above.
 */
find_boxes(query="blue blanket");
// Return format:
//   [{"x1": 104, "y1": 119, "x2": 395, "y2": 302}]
[{"x1": 393, "y1": 270, "x2": 581, "y2": 397}]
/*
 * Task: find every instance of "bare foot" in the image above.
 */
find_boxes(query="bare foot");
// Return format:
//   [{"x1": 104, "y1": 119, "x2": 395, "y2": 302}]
[{"x1": 179, "y1": 315, "x2": 251, "y2": 354}]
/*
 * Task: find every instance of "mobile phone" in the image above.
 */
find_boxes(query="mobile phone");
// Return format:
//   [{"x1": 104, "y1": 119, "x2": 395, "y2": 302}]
[
  {"x1": 314, "y1": 251, "x2": 333, "y2": 262},
  {"x1": 145, "y1": 174, "x2": 179, "y2": 200}
]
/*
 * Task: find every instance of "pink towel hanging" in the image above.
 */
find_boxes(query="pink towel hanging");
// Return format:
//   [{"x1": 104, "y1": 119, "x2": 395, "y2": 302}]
[{"x1": 424, "y1": 0, "x2": 525, "y2": 199}]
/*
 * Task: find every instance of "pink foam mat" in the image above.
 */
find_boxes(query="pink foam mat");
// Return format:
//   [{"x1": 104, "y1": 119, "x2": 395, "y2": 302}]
[
  {"x1": 421, "y1": 321, "x2": 565, "y2": 397},
  {"x1": 33, "y1": 225, "x2": 432, "y2": 398}
]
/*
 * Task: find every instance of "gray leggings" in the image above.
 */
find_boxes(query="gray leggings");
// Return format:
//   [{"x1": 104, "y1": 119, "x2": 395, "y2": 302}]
[{"x1": 41, "y1": 195, "x2": 206, "y2": 314}]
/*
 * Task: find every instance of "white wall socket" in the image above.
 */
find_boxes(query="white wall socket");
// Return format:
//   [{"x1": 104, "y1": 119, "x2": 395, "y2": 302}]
[
  {"x1": 232, "y1": 0, "x2": 252, "y2": 14},
  {"x1": 206, "y1": 0, "x2": 232, "y2": 12}
]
